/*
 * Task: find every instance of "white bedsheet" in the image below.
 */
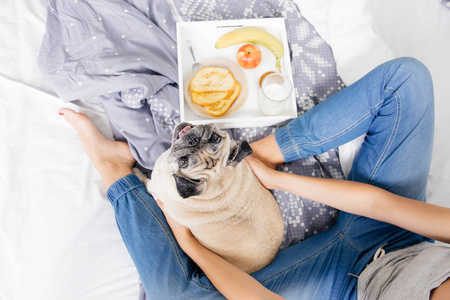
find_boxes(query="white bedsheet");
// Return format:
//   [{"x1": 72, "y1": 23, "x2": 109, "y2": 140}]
[
  {"x1": 369, "y1": 0, "x2": 450, "y2": 209},
  {"x1": 1, "y1": 1, "x2": 449, "y2": 299},
  {"x1": 0, "y1": 2, "x2": 140, "y2": 300}
]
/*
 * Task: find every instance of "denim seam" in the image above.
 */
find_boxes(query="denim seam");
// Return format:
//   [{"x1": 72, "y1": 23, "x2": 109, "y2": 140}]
[
  {"x1": 127, "y1": 179, "x2": 217, "y2": 293},
  {"x1": 330, "y1": 214, "x2": 371, "y2": 260},
  {"x1": 330, "y1": 227, "x2": 371, "y2": 260},
  {"x1": 259, "y1": 234, "x2": 343, "y2": 285},
  {"x1": 259, "y1": 213, "x2": 359, "y2": 285},
  {"x1": 286, "y1": 124, "x2": 301, "y2": 159},
  {"x1": 369, "y1": 100, "x2": 384, "y2": 117},
  {"x1": 368, "y1": 87, "x2": 401, "y2": 182},
  {"x1": 109, "y1": 184, "x2": 137, "y2": 205},
  {"x1": 289, "y1": 112, "x2": 372, "y2": 154}
]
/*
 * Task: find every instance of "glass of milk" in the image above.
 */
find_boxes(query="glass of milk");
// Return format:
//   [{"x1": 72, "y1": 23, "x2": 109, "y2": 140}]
[{"x1": 258, "y1": 73, "x2": 293, "y2": 115}]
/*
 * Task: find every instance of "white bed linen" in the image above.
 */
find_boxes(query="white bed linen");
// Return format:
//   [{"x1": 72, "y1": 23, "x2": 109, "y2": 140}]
[
  {"x1": 0, "y1": 1, "x2": 140, "y2": 300},
  {"x1": 369, "y1": 0, "x2": 450, "y2": 209},
  {"x1": 1, "y1": 1, "x2": 449, "y2": 300}
]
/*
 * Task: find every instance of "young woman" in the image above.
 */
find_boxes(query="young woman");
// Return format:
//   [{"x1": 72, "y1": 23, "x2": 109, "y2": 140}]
[{"x1": 60, "y1": 57, "x2": 450, "y2": 299}]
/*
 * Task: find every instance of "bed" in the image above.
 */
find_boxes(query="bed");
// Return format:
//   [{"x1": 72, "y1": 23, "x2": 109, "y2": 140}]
[{"x1": 1, "y1": 0, "x2": 449, "y2": 299}]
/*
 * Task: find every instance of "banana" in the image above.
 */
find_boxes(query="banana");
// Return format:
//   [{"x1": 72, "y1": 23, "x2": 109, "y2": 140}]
[{"x1": 215, "y1": 27, "x2": 284, "y2": 72}]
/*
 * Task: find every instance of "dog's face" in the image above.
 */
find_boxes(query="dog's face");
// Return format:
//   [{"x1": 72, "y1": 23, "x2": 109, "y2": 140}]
[{"x1": 167, "y1": 122, "x2": 252, "y2": 199}]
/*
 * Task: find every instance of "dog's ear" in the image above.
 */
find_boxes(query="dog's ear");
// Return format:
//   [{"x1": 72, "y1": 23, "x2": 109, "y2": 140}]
[
  {"x1": 172, "y1": 173, "x2": 206, "y2": 199},
  {"x1": 227, "y1": 140, "x2": 252, "y2": 168}
]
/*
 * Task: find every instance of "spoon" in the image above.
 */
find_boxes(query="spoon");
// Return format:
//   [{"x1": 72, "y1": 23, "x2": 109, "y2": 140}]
[{"x1": 186, "y1": 40, "x2": 203, "y2": 75}]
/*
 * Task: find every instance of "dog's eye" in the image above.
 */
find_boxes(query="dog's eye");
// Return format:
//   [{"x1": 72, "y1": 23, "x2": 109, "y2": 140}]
[
  {"x1": 178, "y1": 156, "x2": 189, "y2": 168},
  {"x1": 208, "y1": 133, "x2": 222, "y2": 144}
]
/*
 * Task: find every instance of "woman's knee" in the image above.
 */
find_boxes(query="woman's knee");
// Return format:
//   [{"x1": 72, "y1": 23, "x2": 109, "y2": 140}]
[
  {"x1": 398, "y1": 57, "x2": 432, "y2": 84},
  {"x1": 391, "y1": 57, "x2": 433, "y2": 97},
  {"x1": 386, "y1": 57, "x2": 434, "y2": 119}
]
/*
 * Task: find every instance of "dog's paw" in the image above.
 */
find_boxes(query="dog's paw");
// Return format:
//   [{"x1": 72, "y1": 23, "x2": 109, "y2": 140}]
[
  {"x1": 132, "y1": 167, "x2": 153, "y2": 194},
  {"x1": 132, "y1": 167, "x2": 147, "y2": 183}
]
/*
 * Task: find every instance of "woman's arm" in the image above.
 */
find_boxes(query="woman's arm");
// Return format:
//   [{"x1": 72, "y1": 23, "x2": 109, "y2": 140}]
[
  {"x1": 155, "y1": 200, "x2": 285, "y2": 300},
  {"x1": 246, "y1": 156, "x2": 450, "y2": 244}
]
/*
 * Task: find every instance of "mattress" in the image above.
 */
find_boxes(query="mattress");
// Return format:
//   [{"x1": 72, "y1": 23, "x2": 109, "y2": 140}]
[{"x1": 1, "y1": 0, "x2": 449, "y2": 299}]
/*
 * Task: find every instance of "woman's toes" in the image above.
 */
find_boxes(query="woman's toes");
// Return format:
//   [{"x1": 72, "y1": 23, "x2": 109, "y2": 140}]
[
  {"x1": 59, "y1": 108, "x2": 95, "y2": 132},
  {"x1": 59, "y1": 108, "x2": 79, "y2": 121}
]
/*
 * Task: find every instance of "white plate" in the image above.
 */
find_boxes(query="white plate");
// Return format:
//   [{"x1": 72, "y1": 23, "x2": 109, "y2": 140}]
[{"x1": 183, "y1": 59, "x2": 249, "y2": 119}]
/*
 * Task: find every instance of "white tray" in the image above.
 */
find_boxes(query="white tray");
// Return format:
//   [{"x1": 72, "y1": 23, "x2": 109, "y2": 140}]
[{"x1": 176, "y1": 18, "x2": 296, "y2": 129}]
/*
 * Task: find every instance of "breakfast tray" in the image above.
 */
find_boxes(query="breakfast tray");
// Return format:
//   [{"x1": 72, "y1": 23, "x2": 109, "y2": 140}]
[{"x1": 176, "y1": 18, "x2": 297, "y2": 129}]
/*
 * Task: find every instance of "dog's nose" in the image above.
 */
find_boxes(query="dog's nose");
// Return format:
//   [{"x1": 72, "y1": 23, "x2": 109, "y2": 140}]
[{"x1": 186, "y1": 133, "x2": 200, "y2": 146}]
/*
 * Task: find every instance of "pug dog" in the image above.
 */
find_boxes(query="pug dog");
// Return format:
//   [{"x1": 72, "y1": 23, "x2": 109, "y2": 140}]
[{"x1": 136, "y1": 122, "x2": 284, "y2": 274}]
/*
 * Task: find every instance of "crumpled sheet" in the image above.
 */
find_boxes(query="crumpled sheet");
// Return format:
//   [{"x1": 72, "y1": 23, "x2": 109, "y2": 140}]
[{"x1": 38, "y1": 0, "x2": 180, "y2": 169}]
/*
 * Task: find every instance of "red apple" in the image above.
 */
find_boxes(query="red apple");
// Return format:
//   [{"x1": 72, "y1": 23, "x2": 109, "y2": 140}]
[{"x1": 236, "y1": 43, "x2": 262, "y2": 69}]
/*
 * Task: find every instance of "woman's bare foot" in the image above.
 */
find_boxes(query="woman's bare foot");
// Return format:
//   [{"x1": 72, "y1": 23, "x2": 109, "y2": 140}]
[
  {"x1": 249, "y1": 134, "x2": 284, "y2": 169},
  {"x1": 59, "y1": 108, "x2": 136, "y2": 189}
]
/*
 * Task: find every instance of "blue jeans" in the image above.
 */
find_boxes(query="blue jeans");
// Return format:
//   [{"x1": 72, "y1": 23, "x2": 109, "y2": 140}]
[{"x1": 106, "y1": 58, "x2": 434, "y2": 299}]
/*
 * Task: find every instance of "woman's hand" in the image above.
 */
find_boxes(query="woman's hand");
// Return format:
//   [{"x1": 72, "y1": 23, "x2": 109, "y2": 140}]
[
  {"x1": 249, "y1": 134, "x2": 284, "y2": 169},
  {"x1": 152, "y1": 183, "x2": 285, "y2": 299},
  {"x1": 245, "y1": 156, "x2": 280, "y2": 190},
  {"x1": 154, "y1": 197, "x2": 199, "y2": 253}
]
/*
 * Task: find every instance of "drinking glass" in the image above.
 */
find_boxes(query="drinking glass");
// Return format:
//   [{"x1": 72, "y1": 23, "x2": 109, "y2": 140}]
[{"x1": 258, "y1": 73, "x2": 293, "y2": 115}]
